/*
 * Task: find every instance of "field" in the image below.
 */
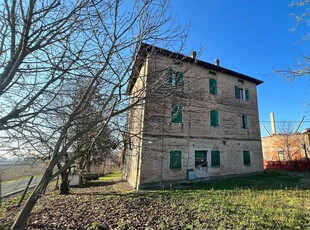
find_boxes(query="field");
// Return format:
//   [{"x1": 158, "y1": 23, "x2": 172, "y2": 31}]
[
  {"x1": 0, "y1": 164, "x2": 45, "y2": 182},
  {"x1": 1, "y1": 171, "x2": 310, "y2": 229}
]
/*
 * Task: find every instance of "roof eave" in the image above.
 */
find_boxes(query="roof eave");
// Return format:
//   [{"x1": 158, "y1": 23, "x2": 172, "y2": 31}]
[{"x1": 126, "y1": 43, "x2": 263, "y2": 94}]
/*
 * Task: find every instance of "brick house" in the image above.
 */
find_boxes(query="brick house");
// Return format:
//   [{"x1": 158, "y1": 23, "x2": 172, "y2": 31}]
[
  {"x1": 123, "y1": 43, "x2": 264, "y2": 189},
  {"x1": 262, "y1": 129, "x2": 310, "y2": 165}
]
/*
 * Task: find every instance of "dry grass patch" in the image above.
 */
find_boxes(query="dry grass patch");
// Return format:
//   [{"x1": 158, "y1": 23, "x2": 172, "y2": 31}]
[{"x1": 0, "y1": 171, "x2": 309, "y2": 229}]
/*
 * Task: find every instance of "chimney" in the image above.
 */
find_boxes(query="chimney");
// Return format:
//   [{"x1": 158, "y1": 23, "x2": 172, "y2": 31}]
[
  {"x1": 191, "y1": 51, "x2": 197, "y2": 59},
  {"x1": 215, "y1": 59, "x2": 220, "y2": 66},
  {"x1": 270, "y1": 112, "x2": 277, "y2": 135}
]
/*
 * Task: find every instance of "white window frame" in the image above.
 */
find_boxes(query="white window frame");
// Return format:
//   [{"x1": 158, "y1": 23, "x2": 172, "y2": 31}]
[
  {"x1": 278, "y1": 151, "x2": 285, "y2": 161},
  {"x1": 171, "y1": 72, "x2": 177, "y2": 86},
  {"x1": 239, "y1": 88, "x2": 246, "y2": 100}
]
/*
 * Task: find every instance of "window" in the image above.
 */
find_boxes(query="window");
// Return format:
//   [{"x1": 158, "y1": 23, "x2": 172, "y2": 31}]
[
  {"x1": 211, "y1": 150, "x2": 220, "y2": 166},
  {"x1": 239, "y1": 88, "x2": 245, "y2": 100},
  {"x1": 235, "y1": 86, "x2": 249, "y2": 101},
  {"x1": 171, "y1": 104, "x2": 183, "y2": 123},
  {"x1": 209, "y1": 79, "x2": 217, "y2": 94},
  {"x1": 168, "y1": 69, "x2": 184, "y2": 86},
  {"x1": 195, "y1": 151, "x2": 207, "y2": 167},
  {"x1": 169, "y1": 150, "x2": 182, "y2": 169},
  {"x1": 241, "y1": 115, "x2": 248, "y2": 129},
  {"x1": 243, "y1": 150, "x2": 251, "y2": 165},
  {"x1": 210, "y1": 110, "x2": 219, "y2": 127},
  {"x1": 278, "y1": 151, "x2": 285, "y2": 161}
]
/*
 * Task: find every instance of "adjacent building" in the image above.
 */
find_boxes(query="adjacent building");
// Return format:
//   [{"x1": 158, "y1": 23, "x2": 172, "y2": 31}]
[
  {"x1": 123, "y1": 43, "x2": 264, "y2": 189},
  {"x1": 262, "y1": 129, "x2": 310, "y2": 164}
]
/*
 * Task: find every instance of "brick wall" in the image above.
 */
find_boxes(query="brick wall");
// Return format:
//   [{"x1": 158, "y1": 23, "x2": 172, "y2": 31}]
[
  {"x1": 124, "y1": 53, "x2": 264, "y2": 188},
  {"x1": 262, "y1": 132, "x2": 310, "y2": 163}
]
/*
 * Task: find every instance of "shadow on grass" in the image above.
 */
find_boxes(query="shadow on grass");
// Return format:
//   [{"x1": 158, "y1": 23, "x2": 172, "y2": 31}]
[
  {"x1": 71, "y1": 180, "x2": 120, "y2": 189},
  {"x1": 71, "y1": 171, "x2": 309, "y2": 198},
  {"x1": 176, "y1": 170, "x2": 310, "y2": 191}
]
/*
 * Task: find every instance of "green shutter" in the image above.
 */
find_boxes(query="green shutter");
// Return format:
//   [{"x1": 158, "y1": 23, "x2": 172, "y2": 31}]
[
  {"x1": 211, "y1": 150, "x2": 220, "y2": 166},
  {"x1": 195, "y1": 151, "x2": 207, "y2": 159},
  {"x1": 245, "y1": 88, "x2": 249, "y2": 101},
  {"x1": 171, "y1": 104, "x2": 182, "y2": 123},
  {"x1": 235, "y1": 85, "x2": 240, "y2": 99},
  {"x1": 210, "y1": 110, "x2": 219, "y2": 127},
  {"x1": 244, "y1": 115, "x2": 248, "y2": 129},
  {"x1": 210, "y1": 110, "x2": 215, "y2": 126},
  {"x1": 170, "y1": 150, "x2": 182, "y2": 169},
  {"x1": 243, "y1": 150, "x2": 251, "y2": 165},
  {"x1": 168, "y1": 69, "x2": 173, "y2": 84},
  {"x1": 209, "y1": 79, "x2": 217, "y2": 94},
  {"x1": 178, "y1": 72, "x2": 184, "y2": 86}
]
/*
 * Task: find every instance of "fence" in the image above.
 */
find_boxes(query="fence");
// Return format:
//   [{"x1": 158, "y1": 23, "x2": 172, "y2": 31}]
[{"x1": 265, "y1": 159, "x2": 310, "y2": 172}]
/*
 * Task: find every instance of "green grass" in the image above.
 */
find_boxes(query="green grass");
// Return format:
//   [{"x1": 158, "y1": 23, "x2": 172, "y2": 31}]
[
  {"x1": 0, "y1": 193, "x2": 30, "y2": 213},
  {"x1": 98, "y1": 170, "x2": 122, "y2": 182},
  {"x1": 87, "y1": 171, "x2": 310, "y2": 229},
  {"x1": 179, "y1": 170, "x2": 306, "y2": 191},
  {"x1": 0, "y1": 195, "x2": 26, "y2": 230},
  {"x1": 147, "y1": 171, "x2": 310, "y2": 229},
  {"x1": 0, "y1": 192, "x2": 31, "y2": 228}
]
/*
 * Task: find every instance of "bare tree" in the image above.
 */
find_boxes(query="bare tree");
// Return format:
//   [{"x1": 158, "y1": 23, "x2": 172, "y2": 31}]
[
  {"x1": 277, "y1": 122, "x2": 296, "y2": 160},
  {"x1": 273, "y1": 122, "x2": 306, "y2": 161},
  {"x1": 0, "y1": 0, "x2": 86, "y2": 131},
  {"x1": 4, "y1": 0, "x2": 190, "y2": 229},
  {"x1": 276, "y1": 0, "x2": 310, "y2": 80}
]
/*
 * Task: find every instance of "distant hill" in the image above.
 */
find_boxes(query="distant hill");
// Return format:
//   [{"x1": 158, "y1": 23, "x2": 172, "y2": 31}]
[{"x1": 0, "y1": 158, "x2": 44, "y2": 166}]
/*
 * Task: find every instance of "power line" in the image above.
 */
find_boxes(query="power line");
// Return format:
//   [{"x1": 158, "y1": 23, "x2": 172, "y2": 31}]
[{"x1": 260, "y1": 121, "x2": 310, "y2": 123}]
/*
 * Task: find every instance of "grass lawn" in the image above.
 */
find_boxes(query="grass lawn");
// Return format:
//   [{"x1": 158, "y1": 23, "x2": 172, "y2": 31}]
[
  {"x1": 0, "y1": 170, "x2": 310, "y2": 229},
  {"x1": 98, "y1": 170, "x2": 122, "y2": 182}
]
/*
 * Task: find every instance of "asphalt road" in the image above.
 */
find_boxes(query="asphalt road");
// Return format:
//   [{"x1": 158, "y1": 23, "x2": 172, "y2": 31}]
[{"x1": 1, "y1": 175, "x2": 42, "y2": 198}]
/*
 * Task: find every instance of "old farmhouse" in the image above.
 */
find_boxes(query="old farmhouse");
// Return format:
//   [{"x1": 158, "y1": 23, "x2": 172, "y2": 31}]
[{"x1": 123, "y1": 43, "x2": 264, "y2": 189}]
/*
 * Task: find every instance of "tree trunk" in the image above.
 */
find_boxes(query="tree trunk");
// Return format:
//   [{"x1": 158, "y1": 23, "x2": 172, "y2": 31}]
[
  {"x1": 60, "y1": 170, "x2": 70, "y2": 195},
  {"x1": 12, "y1": 173, "x2": 51, "y2": 230}
]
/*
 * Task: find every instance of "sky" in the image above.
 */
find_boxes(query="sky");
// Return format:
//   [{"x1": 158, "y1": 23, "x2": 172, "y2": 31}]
[{"x1": 168, "y1": 0, "x2": 310, "y2": 137}]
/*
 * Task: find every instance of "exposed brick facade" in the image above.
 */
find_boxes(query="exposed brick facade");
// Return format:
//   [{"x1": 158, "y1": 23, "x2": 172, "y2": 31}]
[
  {"x1": 123, "y1": 44, "x2": 264, "y2": 189},
  {"x1": 262, "y1": 131, "x2": 310, "y2": 165}
]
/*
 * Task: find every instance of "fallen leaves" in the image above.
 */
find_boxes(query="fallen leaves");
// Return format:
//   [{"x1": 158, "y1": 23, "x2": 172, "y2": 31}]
[{"x1": 1, "y1": 172, "x2": 310, "y2": 229}]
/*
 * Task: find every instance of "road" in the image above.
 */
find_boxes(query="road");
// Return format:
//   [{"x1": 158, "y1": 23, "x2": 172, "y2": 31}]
[{"x1": 1, "y1": 175, "x2": 42, "y2": 198}]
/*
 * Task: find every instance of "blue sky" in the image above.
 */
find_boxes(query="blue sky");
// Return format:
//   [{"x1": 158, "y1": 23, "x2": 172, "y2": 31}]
[{"x1": 168, "y1": 0, "x2": 310, "y2": 137}]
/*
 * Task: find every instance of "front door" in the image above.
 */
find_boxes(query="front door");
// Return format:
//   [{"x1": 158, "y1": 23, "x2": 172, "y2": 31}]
[{"x1": 195, "y1": 150, "x2": 208, "y2": 178}]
